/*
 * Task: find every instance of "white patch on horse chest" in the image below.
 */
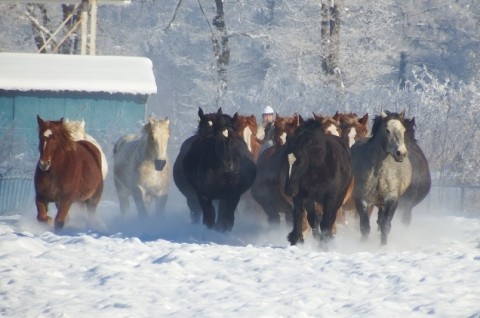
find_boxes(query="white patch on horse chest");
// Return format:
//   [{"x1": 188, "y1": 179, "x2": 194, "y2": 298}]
[
  {"x1": 243, "y1": 127, "x2": 253, "y2": 152},
  {"x1": 348, "y1": 128, "x2": 357, "y2": 147},
  {"x1": 288, "y1": 153, "x2": 296, "y2": 177}
]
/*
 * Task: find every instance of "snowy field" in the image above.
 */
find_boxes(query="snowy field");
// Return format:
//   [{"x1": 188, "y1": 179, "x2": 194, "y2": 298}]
[{"x1": 1, "y1": 188, "x2": 480, "y2": 318}]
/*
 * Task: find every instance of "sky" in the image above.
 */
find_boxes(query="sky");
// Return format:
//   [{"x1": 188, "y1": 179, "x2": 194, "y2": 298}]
[{"x1": 1, "y1": 187, "x2": 480, "y2": 318}]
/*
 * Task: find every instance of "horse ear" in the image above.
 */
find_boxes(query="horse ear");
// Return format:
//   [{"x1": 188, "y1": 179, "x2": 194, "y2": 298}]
[
  {"x1": 381, "y1": 111, "x2": 388, "y2": 118},
  {"x1": 198, "y1": 107, "x2": 205, "y2": 118},
  {"x1": 37, "y1": 115, "x2": 44, "y2": 126},
  {"x1": 399, "y1": 110, "x2": 405, "y2": 119},
  {"x1": 360, "y1": 113, "x2": 369, "y2": 125},
  {"x1": 233, "y1": 112, "x2": 239, "y2": 119},
  {"x1": 217, "y1": 108, "x2": 223, "y2": 115},
  {"x1": 332, "y1": 111, "x2": 340, "y2": 120},
  {"x1": 298, "y1": 115, "x2": 305, "y2": 125},
  {"x1": 59, "y1": 117, "x2": 64, "y2": 123}
]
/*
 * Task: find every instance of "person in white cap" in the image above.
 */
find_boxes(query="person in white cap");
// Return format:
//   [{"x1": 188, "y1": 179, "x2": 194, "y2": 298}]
[
  {"x1": 257, "y1": 105, "x2": 276, "y2": 152},
  {"x1": 262, "y1": 105, "x2": 275, "y2": 125}
]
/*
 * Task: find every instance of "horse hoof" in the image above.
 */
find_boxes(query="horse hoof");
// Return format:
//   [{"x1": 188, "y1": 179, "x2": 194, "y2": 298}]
[
  {"x1": 54, "y1": 221, "x2": 65, "y2": 231},
  {"x1": 287, "y1": 232, "x2": 303, "y2": 245}
]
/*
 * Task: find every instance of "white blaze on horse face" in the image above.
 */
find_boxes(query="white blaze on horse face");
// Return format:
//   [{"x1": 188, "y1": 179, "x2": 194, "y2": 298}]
[
  {"x1": 223, "y1": 129, "x2": 229, "y2": 138},
  {"x1": 243, "y1": 126, "x2": 253, "y2": 152},
  {"x1": 280, "y1": 132, "x2": 287, "y2": 144},
  {"x1": 325, "y1": 124, "x2": 340, "y2": 136},
  {"x1": 348, "y1": 127, "x2": 357, "y2": 147},
  {"x1": 386, "y1": 119, "x2": 407, "y2": 160},
  {"x1": 43, "y1": 129, "x2": 52, "y2": 138},
  {"x1": 288, "y1": 153, "x2": 296, "y2": 177},
  {"x1": 208, "y1": 120, "x2": 213, "y2": 127},
  {"x1": 150, "y1": 121, "x2": 170, "y2": 161}
]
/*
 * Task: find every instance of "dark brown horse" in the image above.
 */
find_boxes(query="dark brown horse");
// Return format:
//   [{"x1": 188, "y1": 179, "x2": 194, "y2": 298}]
[
  {"x1": 398, "y1": 117, "x2": 431, "y2": 225},
  {"x1": 285, "y1": 118, "x2": 353, "y2": 245},
  {"x1": 34, "y1": 116, "x2": 103, "y2": 230},
  {"x1": 251, "y1": 113, "x2": 302, "y2": 224}
]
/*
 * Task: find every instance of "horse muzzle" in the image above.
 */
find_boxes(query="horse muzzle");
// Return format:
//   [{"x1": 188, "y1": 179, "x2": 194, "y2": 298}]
[
  {"x1": 394, "y1": 150, "x2": 407, "y2": 162},
  {"x1": 39, "y1": 160, "x2": 51, "y2": 171},
  {"x1": 154, "y1": 159, "x2": 167, "y2": 171}
]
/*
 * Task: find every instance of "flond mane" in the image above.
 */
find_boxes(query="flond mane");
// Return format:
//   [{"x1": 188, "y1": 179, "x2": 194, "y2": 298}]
[{"x1": 39, "y1": 119, "x2": 76, "y2": 152}]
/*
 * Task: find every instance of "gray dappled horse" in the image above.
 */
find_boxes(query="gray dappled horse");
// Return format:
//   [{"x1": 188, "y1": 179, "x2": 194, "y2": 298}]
[{"x1": 351, "y1": 111, "x2": 412, "y2": 245}]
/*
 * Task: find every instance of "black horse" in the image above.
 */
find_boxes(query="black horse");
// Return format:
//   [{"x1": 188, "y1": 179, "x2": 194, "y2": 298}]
[
  {"x1": 285, "y1": 118, "x2": 353, "y2": 245},
  {"x1": 398, "y1": 117, "x2": 431, "y2": 225},
  {"x1": 173, "y1": 107, "x2": 230, "y2": 223},
  {"x1": 182, "y1": 111, "x2": 257, "y2": 231}
]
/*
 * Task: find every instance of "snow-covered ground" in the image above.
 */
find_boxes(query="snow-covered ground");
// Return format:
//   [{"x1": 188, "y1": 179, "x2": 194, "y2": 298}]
[{"x1": 1, "y1": 189, "x2": 480, "y2": 318}]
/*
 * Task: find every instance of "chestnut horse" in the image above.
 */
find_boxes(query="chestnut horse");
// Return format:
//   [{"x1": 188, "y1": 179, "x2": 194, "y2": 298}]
[
  {"x1": 232, "y1": 113, "x2": 261, "y2": 161},
  {"x1": 34, "y1": 116, "x2": 103, "y2": 230}
]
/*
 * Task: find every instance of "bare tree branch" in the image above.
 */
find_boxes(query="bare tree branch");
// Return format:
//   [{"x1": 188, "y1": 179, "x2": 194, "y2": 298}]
[{"x1": 163, "y1": 0, "x2": 184, "y2": 32}]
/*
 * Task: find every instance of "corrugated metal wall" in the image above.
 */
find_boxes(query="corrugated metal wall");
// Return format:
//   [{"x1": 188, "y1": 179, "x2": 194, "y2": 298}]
[{"x1": 0, "y1": 90, "x2": 148, "y2": 214}]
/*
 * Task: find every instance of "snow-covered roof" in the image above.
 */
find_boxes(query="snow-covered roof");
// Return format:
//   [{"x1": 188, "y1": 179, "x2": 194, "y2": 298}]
[{"x1": 0, "y1": 53, "x2": 156, "y2": 95}]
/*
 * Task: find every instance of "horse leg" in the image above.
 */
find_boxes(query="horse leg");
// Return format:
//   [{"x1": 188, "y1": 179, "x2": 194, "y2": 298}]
[
  {"x1": 54, "y1": 200, "x2": 73, "y2": 230},
  {"x1": 355, "y1": 199, "x2": 371, "y2": 239},
  {"x1": 115, "y1": 179, "x2": 130, "y2": 216},
  {"x1": 35, "y1": 196, "x2": 52, "y2": 225},
  {"x1": 319, "y1": 198, "x2": 342, "y2": 241},
  {"x1": 399, "y1": 201, "x2": 413, "y2": 226},
  {"x1": 198, "y1": 195, "x2": 215, "y2": 229},
  {"x1": 216, "y1": 194, "x2": 241, "y2": 232},
  {"x1": 187, "y1": 195, "x2": 202, "y2": 224},
  {"x1": 155, "y1": 195, "x2": 168, "y2": 216},
  {"x1": 378, "y1": 199, "x2": 398, "y2": 245},
  {"x1": 132, "y1": 186, "x2": 148, "y2": 217},
  {"x1": 287, "y1": 194, "x2": 305, "y2": 245},
  {"x1": 304, "y1": 199, "x2": 318, "y2": 239}
]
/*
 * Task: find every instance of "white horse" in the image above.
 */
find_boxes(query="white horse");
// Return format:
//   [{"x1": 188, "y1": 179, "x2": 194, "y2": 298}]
[
  {"x1": 64, "y1": 119, "x2": 108, "y2": 180},
  {"x1": 113, "y1": 117, "x2": 170, "y2": 217}
]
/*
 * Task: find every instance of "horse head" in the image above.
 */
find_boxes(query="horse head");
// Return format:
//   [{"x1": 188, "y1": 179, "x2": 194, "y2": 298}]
[
  {"x1": 372, "y1": 111, "x2": 408, "y2": 162},
  {"x1": 313, "y1": 112, "x2": 341, "y2": 137},
  {"x1": 144, "y1": 117, "x2": 170, "y2": 171},
  {"x1": 274, "y1": 113, "x2": 303, "y2": 146},
  {"x1": 232, "y1": 113, "x2": 258, "y2": 152},
  {"x1": 37, "y1": 115, "x2": 75, "y2": 171},
  {"x1": 333, "y1": 112, "x2": 369, "y2": 147}
]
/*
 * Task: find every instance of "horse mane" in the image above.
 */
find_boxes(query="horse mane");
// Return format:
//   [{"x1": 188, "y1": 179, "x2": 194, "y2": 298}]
[
  {"x1": 370, "y1": 111, "x2": 405, "y2": 137},
  {"x1": 38, "y1": 118, "x2": 76, "y2": 152}
]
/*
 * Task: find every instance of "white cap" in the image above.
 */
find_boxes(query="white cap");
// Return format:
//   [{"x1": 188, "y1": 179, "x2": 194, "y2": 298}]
[{"x1": 263, "y1": 105, "x2": 274, "y2": 114}]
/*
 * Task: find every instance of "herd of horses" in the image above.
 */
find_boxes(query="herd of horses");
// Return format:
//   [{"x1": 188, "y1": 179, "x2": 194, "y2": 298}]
[{"x1": 34, "y1": 107, "x2": 431, "y2": 246}]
